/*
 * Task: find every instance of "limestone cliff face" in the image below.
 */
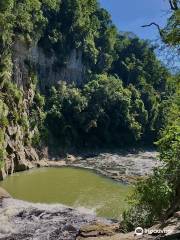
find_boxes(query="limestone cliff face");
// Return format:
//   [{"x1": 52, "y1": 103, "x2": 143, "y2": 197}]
[
  {"x1": 0, "y1": 86, "x2": 40, "y2": 180},
  {"x1": 0, "y1": 39, "x2": 86, "y2": 180},
  {"x1": 12, "y1": 40, "x2": 86, "y2": 91}
]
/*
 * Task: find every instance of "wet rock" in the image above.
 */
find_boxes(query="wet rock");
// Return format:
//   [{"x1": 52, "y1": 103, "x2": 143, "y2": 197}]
[
  {"x1": 78, "y1": 222, "x2": 119, "y2": 238},
  {"x1": 0, "y1": 198, "x2": 113, "y2": 240},
  {"x1": 66, "y1": 154, "x2": 77, "y2": 163},
  {"x1": 0, "y1": 187, "x2": 11, "y2": 199},
  {"x1": 6, "y1": 154, "x2": 15, "y2": 175},
  {"x1": 14, "y1": 150, "x2": 29, "y2": 172}
]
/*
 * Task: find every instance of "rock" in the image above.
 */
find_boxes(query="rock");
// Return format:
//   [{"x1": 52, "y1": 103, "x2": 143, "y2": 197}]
[
  {"x1": 14, "y1": 149, "x2": 31, "y2": 172},
  {"x1": 79, "y1": 222, "x2": 119, "y2": 238},
  {"x1": 6, "y1": 141, "x2": 15, "y2": 154},
  {"x1": 24, "y1": 148, "x2": 39, "y2": 162},
  {"x1": 0, "y1": 198, "x2": 113, "y2": 240},
  {"x1": 5, "y1": 154, "x2": 15, "y2": 175},
  {"x1": 0, "y1": 187, "x2": 11, "y2": 199},
  {"x1": 77, "y1": 232, "x2": 136, "y2": 240},
  {"x1": 36, "y1": 160, "x2": 49, "y2": 167},
  {"x1": 174, "y1": 211, "x2": 180, "y2": 218},
  {"x1": 0, "y1": 167, "x2": 7, "y2": 180},
  {"x1": 63, "y1": 224, "x2": 77, "y2": 233},
  {"x1": 65, "y1": 151, "x2": 158, "y2": 183},
  {"x1": 13, "y1": 40, "x2": 85, "y2": 90},
  {"x1": 7, "y1": 126, "x2": 18, "y2": 136},
  {"x1": 66, "y1": 154, "x2": 76, "y2": 163}
]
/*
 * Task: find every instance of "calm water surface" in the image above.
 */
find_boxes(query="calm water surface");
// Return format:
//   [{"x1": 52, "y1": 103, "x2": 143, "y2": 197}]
[{"x1": 0, "y1": 167, "x2": 132, "y2": 219}]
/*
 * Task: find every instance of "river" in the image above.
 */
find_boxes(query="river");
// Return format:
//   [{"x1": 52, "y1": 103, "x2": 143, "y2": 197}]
[{"x1": 0, "y1": 167, "x2": 132, "y2": 219}]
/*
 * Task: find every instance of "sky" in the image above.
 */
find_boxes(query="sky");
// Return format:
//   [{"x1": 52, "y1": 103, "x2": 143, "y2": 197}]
[{"x1": 99, "y1": 0, "x2": 170, "y2": 41}]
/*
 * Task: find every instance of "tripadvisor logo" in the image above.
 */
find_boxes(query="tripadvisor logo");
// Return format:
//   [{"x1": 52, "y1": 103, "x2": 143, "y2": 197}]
[
  {"x1": 134, "y1": 227, "x2": 170, "y2": 236},
  {"x1": 134, "y1": 227, "x2": 144, "y2": 236}
]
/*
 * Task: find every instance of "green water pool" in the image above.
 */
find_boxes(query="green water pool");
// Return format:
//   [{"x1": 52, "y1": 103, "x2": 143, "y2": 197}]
[{"x1": 0, "y1": 167, "x2": 132, "y2": 219}]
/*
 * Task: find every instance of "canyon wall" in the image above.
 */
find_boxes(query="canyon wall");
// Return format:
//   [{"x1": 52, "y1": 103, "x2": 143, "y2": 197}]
[
  {"x1": 0, "y1": 39, "x2": 86, "y2": 180},
  {"x1": 12, "y1": 40, "x2": 86, "y2": 91}
]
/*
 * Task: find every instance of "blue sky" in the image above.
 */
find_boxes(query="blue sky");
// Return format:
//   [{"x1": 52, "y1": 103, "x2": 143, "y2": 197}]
[{"x1": 99, "y1": 0, "x2": 170, "y2": 41}]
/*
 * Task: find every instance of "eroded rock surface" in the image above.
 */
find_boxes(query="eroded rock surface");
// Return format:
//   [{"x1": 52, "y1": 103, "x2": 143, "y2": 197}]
[
  {"x1": 0, "y1": 198, "x2": 114, "y2": 240},
  {"x1": 40, "y1": 150, "x2": 158, "y2": 183},
  {"x1": 1, "y1": 195, "x2": 179, "y2": 240}
]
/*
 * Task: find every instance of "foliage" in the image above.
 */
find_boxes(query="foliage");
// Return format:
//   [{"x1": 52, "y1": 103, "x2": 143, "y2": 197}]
[
  {"x1": 0, "y1": 0, "x2": 173, "y2": 148},
  {"x1": 46, "y1": 75, "x2": 149, "y2": 148},
  {"x1": 122, "y1": 79, "x2": 180, "y2": 230},
  {"x1": 162, "y1": 1, "x2": 180, "y2": 49},
  {"x1": 39, "y1": 0, "x2": 117, "y2": 71}
]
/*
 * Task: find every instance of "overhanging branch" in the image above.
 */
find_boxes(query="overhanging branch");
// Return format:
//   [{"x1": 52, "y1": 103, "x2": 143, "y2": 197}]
[
  {"x1": 169, "y1": 0, "x2": 179, "y2": 10},
  {"x1": 141, "y1": 22, "x2": 163, "y2": 37}
]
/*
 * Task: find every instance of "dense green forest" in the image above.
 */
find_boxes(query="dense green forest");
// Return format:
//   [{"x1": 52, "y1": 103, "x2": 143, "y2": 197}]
[
  {"x1": 122, "y1": 1, "x2": 180, "y2": 230},
  {"x1": 0, "y1": 0, "x2": 178, "y2": 151},
  {"x1": 0, "y1": 0, "x2": 179, "y2": 229}
]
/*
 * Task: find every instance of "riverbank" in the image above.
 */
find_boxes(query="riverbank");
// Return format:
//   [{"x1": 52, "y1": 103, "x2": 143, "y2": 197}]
[
  {"x1": 0, "y1": 149, "x2": 158, "y2": 183},
  {"x1": 38, "y1": 150, "x2": 159, "y2": 184}
]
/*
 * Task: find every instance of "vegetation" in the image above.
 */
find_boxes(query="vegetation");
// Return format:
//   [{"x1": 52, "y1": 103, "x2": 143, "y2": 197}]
[
  {"x1": 122, "y1": 0, "x2": 180, "y2": 230},
  {"x1": 46, "y1": 75, "x2": 148, "y2": 148},
  {"x1": 0, "y1": 0, "x2": 178, "y2": 157},
  {"x1": 41, "y1": 0, "x2": 174, "y2": 148},
  {"x1": 122, "y1": 83, "x2": 180, "y2": 230}
]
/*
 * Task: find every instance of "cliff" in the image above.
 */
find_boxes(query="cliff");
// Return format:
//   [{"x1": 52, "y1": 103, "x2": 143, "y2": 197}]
[
  {"x1": 0, "y1": 37, "x2": 86, "y2": 180},
  {"x1": 12, "y1": 39, "x2": 86, "y2": 91}
]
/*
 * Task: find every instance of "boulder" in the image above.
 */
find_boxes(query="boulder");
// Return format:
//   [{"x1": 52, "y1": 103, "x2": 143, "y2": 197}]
[
  {"x1": 79, "y1": 222, "x2": 119, "y2": 238},
  {"x1": 66, "y1": 154, "x2": 76, "y2": 163},
  {"x1": 14, "y1": 149, "x2": 29, "y2": 172}
]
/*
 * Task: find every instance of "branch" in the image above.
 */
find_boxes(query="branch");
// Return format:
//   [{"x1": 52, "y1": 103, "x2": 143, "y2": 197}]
[
  {"x1": 169, "y1": 0, "x2": 178, "y2": 10},
  {"x1": 141, "y1": 22, "x2": 163, "y2": 37}
]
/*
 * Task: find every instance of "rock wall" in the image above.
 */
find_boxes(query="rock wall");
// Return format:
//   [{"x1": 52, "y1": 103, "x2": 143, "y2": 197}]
[
  {"x1": 0, "y1": 91, "x2": 39, "y2": 180},
  {"x1": 12, "y1": 40, "x2": 86, "y2": 91},
  {"x1": 1, "y1": 38, "x2": 86, "y2": 180}
]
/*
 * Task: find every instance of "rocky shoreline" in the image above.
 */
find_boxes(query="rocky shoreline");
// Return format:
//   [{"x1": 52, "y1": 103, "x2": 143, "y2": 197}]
[
  {"x1": 1, "y1": 149, "x2": 158, "y2": 183},
  {"x1": 38, "y1": 150, "x2": 159, "y2": 184}
]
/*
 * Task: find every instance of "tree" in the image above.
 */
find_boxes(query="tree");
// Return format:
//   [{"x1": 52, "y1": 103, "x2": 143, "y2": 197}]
[
  {"x1": 123, "y1": 1, "x2": 180, "y2": 229},
  {"x1": 142, "y1": 0, "x2": 180, "y2": 50}
]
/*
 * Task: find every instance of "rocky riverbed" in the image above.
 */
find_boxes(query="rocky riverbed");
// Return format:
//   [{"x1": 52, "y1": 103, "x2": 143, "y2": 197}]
[
  {"x1": 39, "y1": 150, "x2": 159, "y2": 183},
  {"x1": 0, "y1": 195, "x2": 118, "y2": 240},
  {"x1": 1, "y1": 149, "x2": 159, "y2": 183}
]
